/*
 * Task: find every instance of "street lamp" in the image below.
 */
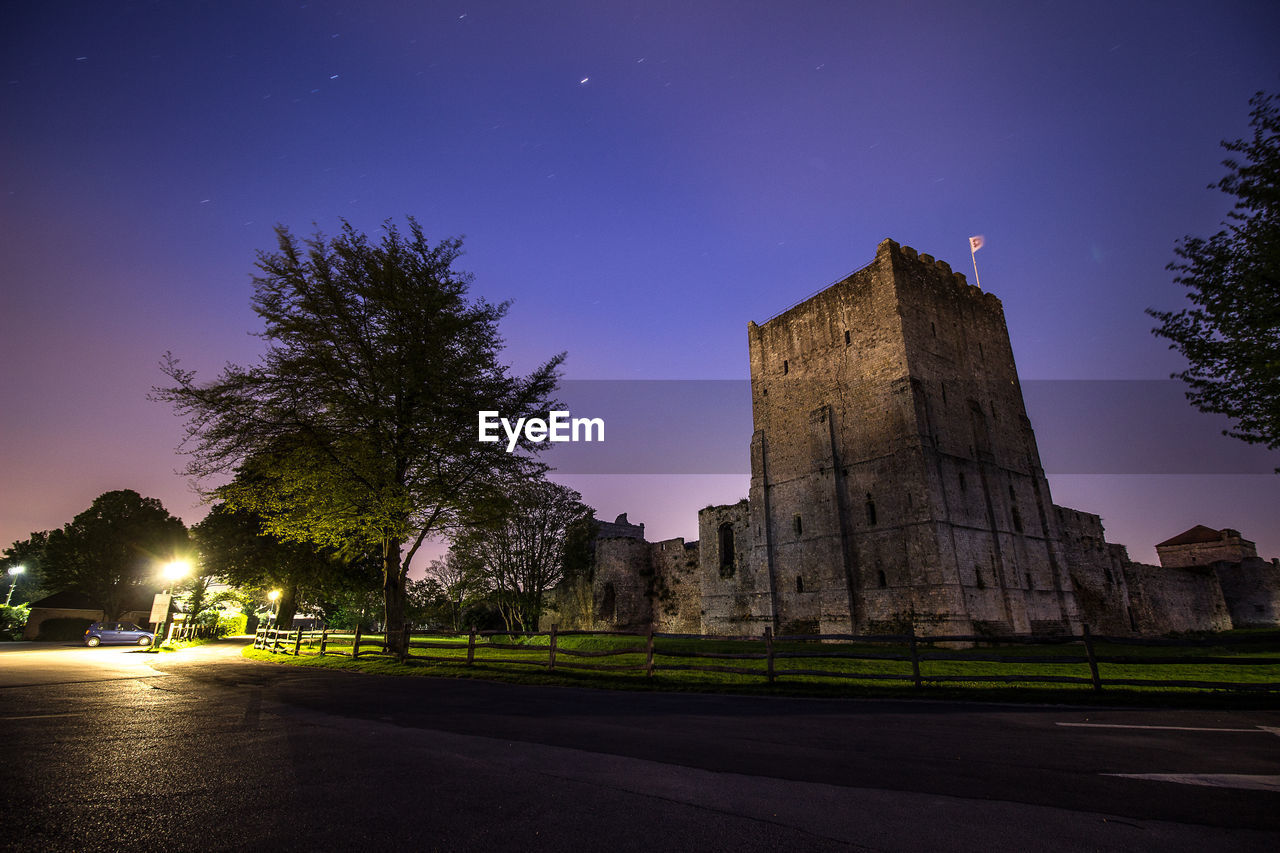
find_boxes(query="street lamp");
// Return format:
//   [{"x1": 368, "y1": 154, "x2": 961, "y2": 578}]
[
  {"x1": 153, "y1": 560, "x2": 191, "y2": 645},
  {"x1": 4, "y1": 565, "x2": 25, "y2": 607},
  {"x1": 268, "y1": 590, "x2": 281, "y2": 627}
]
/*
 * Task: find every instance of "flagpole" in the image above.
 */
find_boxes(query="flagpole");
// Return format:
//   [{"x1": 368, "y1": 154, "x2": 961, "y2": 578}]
[{"x1": 968, "y1": 235, "x2": 984, "y2": 288}]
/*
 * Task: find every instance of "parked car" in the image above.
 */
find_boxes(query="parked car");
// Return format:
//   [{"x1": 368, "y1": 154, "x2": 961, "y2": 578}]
[{"x1": 84, "y1": 622, "x2": 155, "y2": 647}]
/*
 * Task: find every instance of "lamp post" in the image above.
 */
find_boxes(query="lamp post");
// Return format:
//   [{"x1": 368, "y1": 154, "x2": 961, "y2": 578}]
[
  {"x1": 4, "y1": 565, "x2": 25, "y2": 606},
  {"x1": 153, "y1": 560, "x2": 190, "y2": 646},
  {"x1": 268, "y1": 590, "x2": 281, "y2": 628}
]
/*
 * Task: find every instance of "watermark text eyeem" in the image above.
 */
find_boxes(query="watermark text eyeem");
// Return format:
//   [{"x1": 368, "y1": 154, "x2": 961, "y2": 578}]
[{"x1": 478, "y1": 410, "x2": 605, "y2": 453}]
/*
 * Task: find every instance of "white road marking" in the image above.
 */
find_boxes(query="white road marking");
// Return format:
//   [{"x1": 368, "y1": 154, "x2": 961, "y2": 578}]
[
  {"x1": 1104, "y1": 773, "x2": 1280, "y2": 792},
  {"x1": 1056, "y1": 722, "x2": 1278, "y2": 735}
]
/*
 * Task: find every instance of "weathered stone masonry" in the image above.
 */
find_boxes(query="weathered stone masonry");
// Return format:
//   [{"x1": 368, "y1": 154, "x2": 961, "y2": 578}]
[{"x1": 545, "y1": 239, "x2": 1279, "y2": 636}]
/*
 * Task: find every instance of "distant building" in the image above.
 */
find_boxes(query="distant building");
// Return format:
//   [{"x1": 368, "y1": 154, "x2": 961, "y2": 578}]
[
  {"x1": 1156, "y1": 526, "x2": 1258, "y2": 568},
  {"x1": 1156, "y1": 525, "x2": 1280, "y2": 628}
]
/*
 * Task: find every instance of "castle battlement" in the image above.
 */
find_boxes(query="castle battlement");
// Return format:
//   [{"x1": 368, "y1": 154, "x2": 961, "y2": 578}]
[{"x1": 879, "y1": 238, "x2": 1000, "y2": 311}]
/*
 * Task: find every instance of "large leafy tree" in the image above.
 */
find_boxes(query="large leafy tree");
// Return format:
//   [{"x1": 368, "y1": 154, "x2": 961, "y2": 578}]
[
  {"x1": 1149, "y1": 91, "x2": 1280, "y2": 457},
  {"x1": 156, "y1": 219, "x2": 562, "y2": 654},
  {"x1": 193, "y1": 503, "x2": 376, "y2": 630},
  {"x1": 454, "y1": 479, "x2": 592, "y2": 631},
  {"x1": 41, "y1": 490, "x2": 189, "y2": 619}
]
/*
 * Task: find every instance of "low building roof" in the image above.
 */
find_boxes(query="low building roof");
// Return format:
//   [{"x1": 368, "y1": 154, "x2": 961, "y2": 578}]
[
  {"x1": 28, "y1": 589, "x2": 161, "y2": 612},
  {"x1": 1156, "y1": 525, "x2": 1224, "y2": 548}
]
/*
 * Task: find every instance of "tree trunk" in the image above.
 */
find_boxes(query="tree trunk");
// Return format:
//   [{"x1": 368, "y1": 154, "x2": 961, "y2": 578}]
[
  {"x1": 382, "y1": 543, "x2": 408, "y2": 658},
  {"x1": 276, "y1": 583, "x2": 299, "y2": 629}
]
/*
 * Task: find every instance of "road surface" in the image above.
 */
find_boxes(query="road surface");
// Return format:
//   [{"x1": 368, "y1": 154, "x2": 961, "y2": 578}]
[{"x1": 0, "y1": 639, "x2": 1277, "y2": 851}]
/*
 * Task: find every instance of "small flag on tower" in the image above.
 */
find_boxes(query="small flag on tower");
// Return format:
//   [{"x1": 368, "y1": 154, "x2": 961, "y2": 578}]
[{"x1": 968, "y1": 235, "x2": 985, "y2": 288}]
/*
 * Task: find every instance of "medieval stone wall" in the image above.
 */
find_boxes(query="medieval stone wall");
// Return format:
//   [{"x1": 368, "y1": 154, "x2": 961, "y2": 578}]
[
  {"x1": 587, "y1": 536, "x2": 653, "y2": 631},
  {"x1": 1214, "y1": 558, "x2": 1280, "y2": 627},
  {"x1": 648, "y1": 538, "x2": 701, "y2": 633},
  {"x1": 1124, "y1": 562, "x2": 1233, "y2": 634},
  {"x1": 698, "y1": 501, "x2": 771, "y2": 634},
  {"x1": 1056, "y1": 505, "x2": 1135, "y2": 634}
]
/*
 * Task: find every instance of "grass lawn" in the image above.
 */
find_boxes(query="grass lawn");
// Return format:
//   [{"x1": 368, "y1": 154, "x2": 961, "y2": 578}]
[{"x1": 242, "y1": 628, "x2": 1280, "y2": 707}]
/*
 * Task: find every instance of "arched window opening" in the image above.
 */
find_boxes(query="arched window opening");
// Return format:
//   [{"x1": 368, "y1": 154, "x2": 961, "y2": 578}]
[
  {"x1": 718, "y1": 522, "x2": 735, "y2": 578},
  {"x1": 796, "y1": 575, "x2": 804, "y2": 593},
  {"x1": 865, "y1": 495, "x2": 877, "y2": 527},
  {"x1": 877, "y1": 570, "x2": 887, "y2": 588},
  {"x1": 793, "y1": 515, "x2": 803, "y2": 537}
]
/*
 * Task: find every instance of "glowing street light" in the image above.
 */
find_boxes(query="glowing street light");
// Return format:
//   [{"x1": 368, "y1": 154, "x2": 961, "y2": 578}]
[
  {"x1": 268, "y1": 589, "x2": 281, "y2": 627},
  {"x1": 162, "y1": 560, "x2": 191, "y2": 586},
  {"x1": 4, "y1": 565, "x2": 25, "y2": 607},
  {"x1": 151, "y1": 559, "x2": 192, "y2": 646}
]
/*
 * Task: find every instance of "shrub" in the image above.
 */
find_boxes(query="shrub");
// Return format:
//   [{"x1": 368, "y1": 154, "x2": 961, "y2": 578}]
[
  {"x1": 217, "y1": 613, "x2": 247, "y2": 636},
  {"x1": 0, "y1": 604, "x2": 30, "y2": 640}
]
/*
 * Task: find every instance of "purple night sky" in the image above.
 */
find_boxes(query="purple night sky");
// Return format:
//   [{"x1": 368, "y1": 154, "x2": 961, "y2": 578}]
[{"x1": 2, "y1": 0, "x2": 1278, "y2": 569}]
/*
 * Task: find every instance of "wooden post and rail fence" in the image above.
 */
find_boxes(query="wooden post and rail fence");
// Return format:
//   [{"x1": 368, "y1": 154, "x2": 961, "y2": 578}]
[{"x1": 250, "y1": 623, "x2": 1280, "y2": 693}]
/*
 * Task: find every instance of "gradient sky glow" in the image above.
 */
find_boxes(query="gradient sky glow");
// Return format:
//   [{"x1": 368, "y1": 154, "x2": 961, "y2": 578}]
[{"x1": 3, "y1": 0, "x2": 1278, "y2": 569}]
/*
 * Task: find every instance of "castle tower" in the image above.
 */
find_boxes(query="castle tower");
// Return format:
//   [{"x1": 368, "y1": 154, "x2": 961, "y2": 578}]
[{"x1": 743, "y1": 239, "x2": 1080, "y2": 636}]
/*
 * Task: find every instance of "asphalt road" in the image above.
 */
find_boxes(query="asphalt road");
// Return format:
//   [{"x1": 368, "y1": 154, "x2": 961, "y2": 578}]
[{"x1": 0, "y1": 639, "x2": 1277, "y2": 852}]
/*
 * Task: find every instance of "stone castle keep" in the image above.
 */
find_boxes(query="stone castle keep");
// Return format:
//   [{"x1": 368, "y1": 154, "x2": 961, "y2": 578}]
[{"x1": 545, "y1": 239, "x2": 1280, "y2": 637}]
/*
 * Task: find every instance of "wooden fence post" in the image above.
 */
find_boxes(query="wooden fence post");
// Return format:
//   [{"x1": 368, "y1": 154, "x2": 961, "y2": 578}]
[
  {"x1": 293, "y1": 629, "x2": 303, "y2": 656},
  {"x1": 645, "y1": 627, "x2": 655, "y2": 678},
  {"x1": 548, "y1": 623, "x2": 558, "y2": 672},
  {"x1": 319, "y1": 629, "x2": 328, "y2": 656},
  {"x1": 467, "y1": 627, "x2": 476, "y2": 666},
  {"x1": 765, "y1": 626, "x2": 775, "y2": 684},
  {"x1": 1082, "y1": 624, "x2": 1103, "y2": 692},
  {"x1": 909, "y1": 624, "x2": 922, "y2": 688},
  {"x1": 352, "y1": 625, "x2": 362, "y2": 659}
]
